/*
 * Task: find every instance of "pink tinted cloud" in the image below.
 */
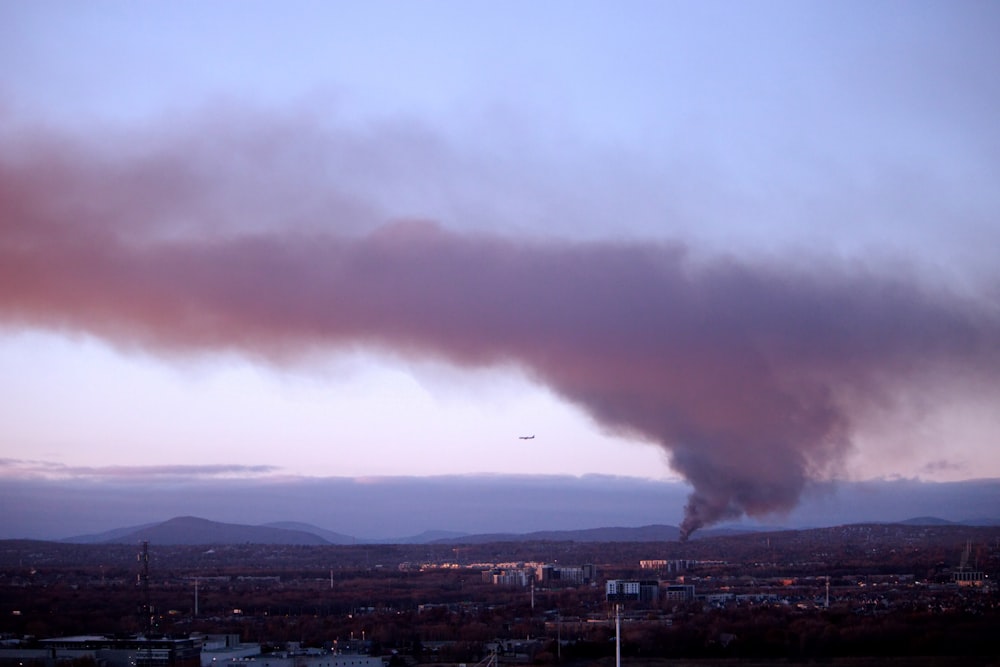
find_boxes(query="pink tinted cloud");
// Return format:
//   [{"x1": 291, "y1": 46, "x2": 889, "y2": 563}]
[
  {"x1": 0, "y1": 458, "x2": 280, "y2": 481},
  {"x1": 2, "y1": 116, "x2": 998, "y2": 537}
]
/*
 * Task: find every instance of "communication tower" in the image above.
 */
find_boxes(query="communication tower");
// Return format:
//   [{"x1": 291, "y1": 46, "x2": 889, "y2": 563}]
[
  {"x1": 137, "y1": 541, "x2": 153, "y2": 635},
  {"x1": 953, "y1": 540, "x2": 985, "y2": 587}
]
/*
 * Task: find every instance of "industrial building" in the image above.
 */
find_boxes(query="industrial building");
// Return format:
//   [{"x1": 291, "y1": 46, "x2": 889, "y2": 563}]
[{"x1": 0, "y1": 635, "x2": 200, "y2": 667}]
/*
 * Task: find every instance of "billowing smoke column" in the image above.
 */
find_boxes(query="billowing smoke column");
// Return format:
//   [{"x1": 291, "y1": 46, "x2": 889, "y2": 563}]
[{"x1": 2, "y1": 118, "x2": 999, "y2": 538}]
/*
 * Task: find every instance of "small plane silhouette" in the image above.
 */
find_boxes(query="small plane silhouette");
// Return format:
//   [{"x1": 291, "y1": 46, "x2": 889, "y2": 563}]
[{"x1": 518, "y1": 435, "x2": 535, "y2": 440}]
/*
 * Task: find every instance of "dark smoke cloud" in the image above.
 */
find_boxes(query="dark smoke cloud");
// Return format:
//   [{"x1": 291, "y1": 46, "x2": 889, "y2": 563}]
[{"x1": 2, "y1": 117, "x2": 999, "y2": 538}]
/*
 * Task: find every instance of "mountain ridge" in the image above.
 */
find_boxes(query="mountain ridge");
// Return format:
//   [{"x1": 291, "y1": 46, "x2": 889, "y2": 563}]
[
  {"x1": 97, "y1": 516, "x2": 329, "y2": 545},
  {"x1": 57, "y1": 514, "x2": 1000, "y2": 546}
]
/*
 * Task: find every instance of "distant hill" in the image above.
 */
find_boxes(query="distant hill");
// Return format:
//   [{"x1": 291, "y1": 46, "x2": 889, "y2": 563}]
[
  {"x1": 958, "y1": 517, "x2": 1000, "y2": 526},
  {"x1": 63, "y1": 521, "x2": 162, "y2": 544},
  {"x1": 45, "y1": 513, "x2": 1000, "y2": 547},
  {"x1": 432, "y1": 524, "x2": 684, "y2": 543},
  {"x1": 258, "y1": 523, "x2": 471, "y2": 545},
  {"x1": 897, "y1": 516, "x2": 957, "y2": 526},
  {"x1": 429, "y1": 523, "x2": 775, "y2": 544},
  {"x1": 262, "y1": 521, "x2": 356, "y2": 544},
  {"x1": 891, "y1": 516, "x2": 1000, "y2": 527},
  {"x1": 76, "y1": 515, "x2": 1000, "y2": 548},
  {"x1": 387, "y1": 529, "x2": 471, "y2": 544},
  {"x1": 102, "y1": 516, "x2": 330, "y2": 545},
  {"x1": 64, "y1": 519, "x2": 770, "y2": 546}
]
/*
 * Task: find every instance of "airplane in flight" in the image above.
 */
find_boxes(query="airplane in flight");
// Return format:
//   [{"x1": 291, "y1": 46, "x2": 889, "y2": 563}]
[{"x1": 518, "y1": 435, "x2": 535, "y2": 440}]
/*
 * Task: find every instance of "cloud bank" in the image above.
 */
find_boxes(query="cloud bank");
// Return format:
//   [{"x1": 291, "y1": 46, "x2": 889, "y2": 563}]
[
  {"x1": 0, "y1": 458, "x2": 279, "y2": 480},
  {"x1": 2, "y1": 114, "x2": 999, "y2": 538}
]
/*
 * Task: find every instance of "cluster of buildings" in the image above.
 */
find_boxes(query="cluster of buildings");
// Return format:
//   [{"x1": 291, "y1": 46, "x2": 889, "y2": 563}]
[
  {"x1": 605, "y1": 580, "x2": 696, "y2": 603},
  {"x1": 0, "y1": 635, "x2": 201, "y2": 667},
  {"x1": 480, "y1": 559, "x2": 704, "y2": 606},
  {"x1": 481, "y1": 562, "x2": 597, "y2": 587},
  {"x1": 479, "y1": 560, "x2": 702, "y2": 606},
  {"x1": 639, "y1": 559, "x2": 693, "y2": 573},
  {"x1": 0, "y1": 635, "x2": 383, "y2": 667}
]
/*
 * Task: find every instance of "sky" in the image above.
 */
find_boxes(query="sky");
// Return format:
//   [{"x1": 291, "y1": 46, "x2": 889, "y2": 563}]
[{"x1": 2, "y1": 1, "x2": 999, "y2": 539}]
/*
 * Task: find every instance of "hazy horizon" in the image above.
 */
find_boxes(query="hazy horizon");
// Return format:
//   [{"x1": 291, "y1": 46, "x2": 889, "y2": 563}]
[{"x1": 3, "y1": 473, "x2": 999, "y2": 542}]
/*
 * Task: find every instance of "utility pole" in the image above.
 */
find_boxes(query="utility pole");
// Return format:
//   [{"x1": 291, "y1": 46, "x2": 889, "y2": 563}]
[
  {"x1": 615, "y1": 603, "x2": 621, "y2": 667},
  {"x1": 556, "y1": 612, "x2": 561, "y2": 662}
]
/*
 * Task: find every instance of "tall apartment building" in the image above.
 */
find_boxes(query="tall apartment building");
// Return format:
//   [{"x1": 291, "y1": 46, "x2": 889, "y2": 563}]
[
  {"x1": 605, "y1": 579, "x2": 659, "y2": 602},
  {"x1": 640, "y1": 559, "x2": 692, "y2": 573},
  {"x1": 483, "y1": 568, "x2": 534, "y2": 586},
  {"x1": 537, "y1": 563, "x2": 597, "y2": 585}
]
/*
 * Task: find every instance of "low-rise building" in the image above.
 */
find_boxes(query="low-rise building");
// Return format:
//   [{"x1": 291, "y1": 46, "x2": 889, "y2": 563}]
[
  {"x1": 664, "y1": 584, "x2": 696, "y2": 602},
  {"x1": 0, "y1": 635, "x2": 200, "y2": 667}
]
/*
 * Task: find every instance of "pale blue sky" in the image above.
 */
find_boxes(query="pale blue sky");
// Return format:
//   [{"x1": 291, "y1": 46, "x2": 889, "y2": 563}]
[{"x1": 2, "y1": 0, "x2": 999, "y2": 513}]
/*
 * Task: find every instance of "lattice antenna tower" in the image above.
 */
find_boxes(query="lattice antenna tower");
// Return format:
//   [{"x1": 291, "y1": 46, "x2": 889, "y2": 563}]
[
  {"x1": 959, "y1": 540, "x2": 971, "y2": 571},
  {"x1": 137, "y1": 541, "x2": 152, "y2": 635}
]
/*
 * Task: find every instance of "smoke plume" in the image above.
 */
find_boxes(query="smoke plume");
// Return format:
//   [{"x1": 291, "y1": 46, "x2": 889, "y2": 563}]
[{"x1": 3, "y1": 117, "x2": 999, "y2": 538}]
